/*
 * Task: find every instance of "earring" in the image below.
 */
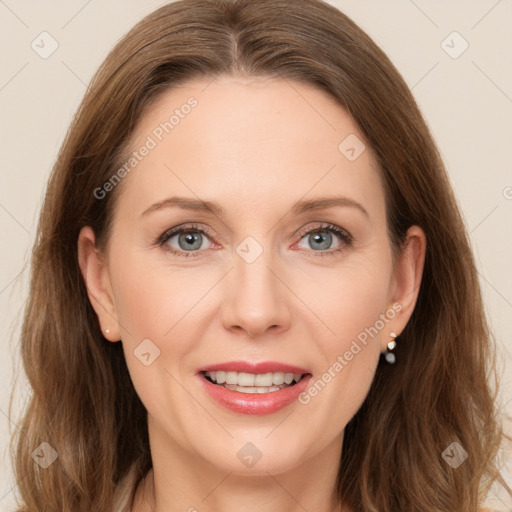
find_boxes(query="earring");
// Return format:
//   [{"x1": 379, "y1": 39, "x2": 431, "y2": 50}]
[
  {"x1": 105, "y1": 328, "x2": 110, "y2": 334},
  {"x1": 384, "y1": 332, "x2": 397, "y2": 364}
]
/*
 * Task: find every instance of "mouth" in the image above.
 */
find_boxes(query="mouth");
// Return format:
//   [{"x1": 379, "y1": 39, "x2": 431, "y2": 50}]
[
  {"x1": 201, "y1": 370, "x2": 308, "y2": 394},
  {"x1": 197, "y1": 361, "x2": 313, "y2": 414}
]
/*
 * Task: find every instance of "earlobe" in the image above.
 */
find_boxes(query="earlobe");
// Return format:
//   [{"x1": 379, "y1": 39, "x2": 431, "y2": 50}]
[{"x1": 77, "y1": 226, "x2": 121, "y2": 342}]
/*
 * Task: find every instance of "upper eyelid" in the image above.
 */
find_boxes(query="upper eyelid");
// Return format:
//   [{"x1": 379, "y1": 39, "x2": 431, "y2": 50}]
[{"x1": 159, "y1": 223, "x2": 216, "y2": 244}]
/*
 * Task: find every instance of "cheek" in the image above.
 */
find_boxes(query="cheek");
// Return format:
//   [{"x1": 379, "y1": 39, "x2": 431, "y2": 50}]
[
  {"x1": 304, "y1": 258, "x2": 392, "y2": 348},
  {"x1": 299, "y1": 257, "x2": 391, "y2": 410},
  {"x1": 108, "y1": 249, "x2": 206, "y2": 404},
  {"x1": 112, "y1": 257, "x2": 193, "y2": 435},
  {"x1": 319, "y1": 281, "x2": 386, "y2": 392},
  {"x1": 109, "y1": 248, "x2": 201, "y2": 338}
]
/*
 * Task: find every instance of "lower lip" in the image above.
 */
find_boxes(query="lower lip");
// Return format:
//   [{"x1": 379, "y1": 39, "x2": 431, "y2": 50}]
[{"x1": 198, "y1": 373, "x2": 312, "y2": 415}]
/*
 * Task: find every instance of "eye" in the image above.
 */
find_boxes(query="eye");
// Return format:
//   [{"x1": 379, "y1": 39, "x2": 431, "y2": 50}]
[
  {"x1": 158, "y1": 223, "x2": 215, "y2": 258},
  {"x1": 294, "y1": 223, "x2": 353, "y2": 257}
]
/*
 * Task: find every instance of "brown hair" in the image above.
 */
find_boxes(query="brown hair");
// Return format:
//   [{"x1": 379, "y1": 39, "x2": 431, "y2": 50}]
[{"x1": 9, "y1": 0, "x2": 511, "y2": 510}]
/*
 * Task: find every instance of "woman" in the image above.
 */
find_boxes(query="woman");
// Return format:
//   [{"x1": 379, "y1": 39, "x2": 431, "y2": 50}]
[{"x1": 10, "y1": 0, "x2": 511, "y2": 511}]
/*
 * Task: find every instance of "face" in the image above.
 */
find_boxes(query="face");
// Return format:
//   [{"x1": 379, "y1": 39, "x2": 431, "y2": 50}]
[{"x1": 79, "y1": 75, "x2": 424, "y2": 478}]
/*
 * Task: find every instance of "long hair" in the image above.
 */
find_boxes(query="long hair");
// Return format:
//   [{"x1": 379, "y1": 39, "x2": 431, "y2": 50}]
[{"x1": 9, "y1": 0, "x2": 511, "y2": 510}]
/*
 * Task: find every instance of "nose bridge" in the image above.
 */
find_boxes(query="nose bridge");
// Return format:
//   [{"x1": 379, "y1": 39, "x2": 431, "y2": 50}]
[
  {"x1": 235, "y1": 236, "x2": 274, "y2": 292},
  {"x1": 233, "y1": 233, "x2": 279, "y2": 306},
  {"x1": 222, "y1": 233, "x2": 290, "y2": 336}
]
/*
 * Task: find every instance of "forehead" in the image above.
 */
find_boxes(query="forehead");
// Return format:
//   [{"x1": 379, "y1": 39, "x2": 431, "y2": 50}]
[{"x1": 117, "y1": 76, "x2": 385, "y2": 222}]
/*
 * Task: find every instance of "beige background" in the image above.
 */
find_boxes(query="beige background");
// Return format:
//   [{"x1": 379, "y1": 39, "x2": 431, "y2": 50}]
[{"x1": 1, "y1": 0, "x2": 511, "y2": 510}]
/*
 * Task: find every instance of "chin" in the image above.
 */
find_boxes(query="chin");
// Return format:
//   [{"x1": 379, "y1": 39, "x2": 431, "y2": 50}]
[{"x1": 193, "y1": 431, "x2": 312, "y2": 477}]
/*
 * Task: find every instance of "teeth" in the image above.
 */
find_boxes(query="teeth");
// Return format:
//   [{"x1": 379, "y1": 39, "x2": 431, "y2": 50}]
[
  {"x1": 223, "y1": 384, "x2": 285, "y2": 394},
  {"x1": 225, "y1": 372, "x2": 238, "y2": 385},
  {"x1": 205, "y1": 371, "x2": 304, "y2": 388}
]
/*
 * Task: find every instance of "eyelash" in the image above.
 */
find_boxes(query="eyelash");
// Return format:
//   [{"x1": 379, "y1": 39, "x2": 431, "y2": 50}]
[{"x1": 156, "y1": 222, "x2": 354, "y2": 259}]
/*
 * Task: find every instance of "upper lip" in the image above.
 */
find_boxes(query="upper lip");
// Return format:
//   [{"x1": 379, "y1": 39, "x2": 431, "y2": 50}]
[{"x1": 198, "y1": 360, "x2": 311, "y2": 375}]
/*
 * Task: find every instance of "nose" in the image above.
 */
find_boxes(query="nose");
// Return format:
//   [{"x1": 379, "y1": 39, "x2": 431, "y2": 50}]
[{"x1": 221, "y1": 242, "x2": 292, "y2": 339}]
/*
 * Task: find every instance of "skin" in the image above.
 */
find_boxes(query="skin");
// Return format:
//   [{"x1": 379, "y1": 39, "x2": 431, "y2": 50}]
[{"x1": 78, "y1": 75, "x2": 426, "y2": 512}]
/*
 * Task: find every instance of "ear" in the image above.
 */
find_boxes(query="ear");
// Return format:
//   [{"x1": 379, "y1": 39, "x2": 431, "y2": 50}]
[
  {"x1": 381, "y1": 225, "x2": 426, "y2": 351},
  {"x1": 77, "y1": 226, "x2": 121, "y2": 342}
]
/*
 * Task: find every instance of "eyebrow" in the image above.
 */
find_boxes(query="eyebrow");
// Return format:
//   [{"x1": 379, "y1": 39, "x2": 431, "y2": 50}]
[{"x1": 139, "y1": 195, "x2": 369, "y2": 220}]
